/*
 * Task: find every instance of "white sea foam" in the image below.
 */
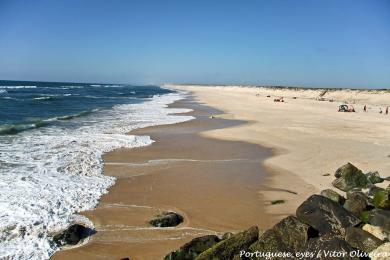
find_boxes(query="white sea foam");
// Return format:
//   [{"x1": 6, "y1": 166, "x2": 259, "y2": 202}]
[
  {"x1": 0, "y1": 92, "x2": 193, "y2": 259},
  {"x1": 59, "y1": 86, "x2": 84, "y2": 89},
  {"x1": 0, "y1": 86, "x2": 37, "y2": 89},
  {"x1": 33, "y1": 96, "x2": 51, "y2": 100}
]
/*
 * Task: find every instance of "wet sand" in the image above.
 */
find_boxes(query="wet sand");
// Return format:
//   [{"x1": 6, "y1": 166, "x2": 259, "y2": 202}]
[{"x1": 52, "y1": 97, "x2": 300, "y2": 259}]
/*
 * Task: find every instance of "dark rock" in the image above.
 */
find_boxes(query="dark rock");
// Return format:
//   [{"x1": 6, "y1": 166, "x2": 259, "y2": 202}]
[
  {"x1": 366, "y1": 171, "x2": 384, "y2": 184},
  {"x1": 372, "y1": 190, "x2": 390, "y2": 209},
  {"x1": 320, "y1": 189, "x2": 345, "y2": 204},
  {"x1": 296, "y1": 195, "x2": 361, "y2": 237},
  {"x1": 52, "y1": 224, "x2": 94, "y2": 247},
  {"x1": 249, "y1": 216, "x2": 314, "y2": 254},
  {"x1": 369, "y1": 209, "x2": 390, "y2": 233},
  {"x1": 343, "y1": 191, "x2": 369, "y2": 216},
  {"x1": 149, "y1": 212, "x2": 183, "y2": 227},
  {"x1": 196, "y1": 226, "x2": 259, "y2": 260},
  {"x1": 304, "y1": 236, "x2": 358, "y2": 259},
  {"x1": 270, "y1": 200, "x2": 285, "y2": 205},
  {"x1": 332, "y1": 163, "x2": 368, "y2": 191},
  {"x1": 345, "y1": 227, "x2": 384, "y2": 253},
  {"x1": 164, "y1": 235, "x2": 220, "y2": 260}
]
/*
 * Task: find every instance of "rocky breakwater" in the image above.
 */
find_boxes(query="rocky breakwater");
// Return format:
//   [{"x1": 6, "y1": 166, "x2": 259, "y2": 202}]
[{"x1": 165, "y1": 163, "x2": 390, "y2": 259}]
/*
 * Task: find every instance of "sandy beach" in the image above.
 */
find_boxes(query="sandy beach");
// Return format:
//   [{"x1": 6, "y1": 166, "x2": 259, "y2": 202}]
[
  {"x1": 169, "y1": 85, "x2": 390, "y2": 215},
  {"x1": 53, "y1": 86, "x2": 390, "y2": 259}
]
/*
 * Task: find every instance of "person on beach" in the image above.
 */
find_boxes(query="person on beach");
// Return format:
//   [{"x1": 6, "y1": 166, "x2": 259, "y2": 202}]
[
  {"x1": 363, "y1": 105, "x2": 367, "y2": 112},
  {"x1": 379, "y1": 108, "x2": 382, "y2": 114},
  {"x1": 386, "y1": 106, "x2": 388, "y2": 115}
]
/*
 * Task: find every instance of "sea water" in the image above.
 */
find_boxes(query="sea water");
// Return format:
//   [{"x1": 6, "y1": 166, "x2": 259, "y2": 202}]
[{"x1": 0, "y1": 80, "x2": 193, "y2": 259}]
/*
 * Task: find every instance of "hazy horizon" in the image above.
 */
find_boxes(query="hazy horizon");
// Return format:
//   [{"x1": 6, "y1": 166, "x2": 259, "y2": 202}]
[{"x1": 1, "y1": 0, "x2": 389, "y2": 89}]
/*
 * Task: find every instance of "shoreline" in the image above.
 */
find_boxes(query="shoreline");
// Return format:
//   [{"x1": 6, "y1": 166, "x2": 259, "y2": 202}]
[
  {"x1": 170, "y1": 85, "x2": 390, "y2": 211},
  {"x1": 52, "y1": 83, "x2": 390, "y2": 258},
  {"x1": 53, "y1": 96, "x2": 298, "y2": 259}
]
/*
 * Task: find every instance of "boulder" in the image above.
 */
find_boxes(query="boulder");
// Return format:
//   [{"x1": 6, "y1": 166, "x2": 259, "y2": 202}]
[
  {"x1": 369, "y1": 242, "x2": 390, "y2": 260},
  {"x1": 149, "y1": 212, "x2": 183, "y2": 227},
  {"x1": 369, "y1": 209, "x2": 390, "y2": 233},
  {"x1": 52, "y1": 224, "x2": 94, "y2": 247},
  {"x1": 296, "y1": 195, "x2": 361, "y2": 237},
  {"x1": 164, "y1": 235, "x2": 221, "y2": 260},
  {"x1": 372, "y1": 190, "x2": 390, "y2": 209},
  {"x1": 343, "y1": 191, "x2": 369, "y2": 216},
  {"x1": 332, "y1": 163, "x2": 368, "y2": 191},
  {"x1": 366, "y1": 171, "x2": 384, "y2": 184},
  {"x1": 304, "y1": 235, "x2": 358, "y2": 259},
  {"x1": 334, "y1": 166, "x2": 370, "y2": 191},
  {"x1": 196, "y1": 226, "x2": 259, "y2": 260},
  {"x1": 345, "y1": 227, "x2": 383, "y2": 253},
  {"x1": 320, "y1": 189, "x2": 345, "y2": 204},
  {"x1": 363, "y1": 224, "x2": 389, "y2": 241},
  {"x1": 249, "y1": 216, "x2": 314, "y2": 254}
]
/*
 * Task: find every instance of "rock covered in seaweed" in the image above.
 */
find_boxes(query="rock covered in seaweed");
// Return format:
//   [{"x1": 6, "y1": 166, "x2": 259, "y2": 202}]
[
  {"x1": 304, "y1": 235, "x2": 358, "y2": 259},
  {"x1": 345, "y1": 227, "x2": 384, "y2": 253},
  {"x1": 332, "y1": 163, "x2": 369, "y2": 191},
  {"x1": 368, "y1": 209, "x2": 390, "y2": 233},
  {"x1": 164, "y1": 235, "x2": 221, "y2": 260},
  {"x1": 343, "y1": 191, "x2": 369, "y2": 216},
  {"x1": 372, "y1": 190, "x2": 390, "y2": 209},
  {"x1": 320, "y1": 189, "x2": 345, "y2": 204},
  {"x1": 249, "y1": 216, "x2": 315, "y2": 254},
  {"x1": 366, "y1": 171, "x2": 384, "y2": 184},
  {"x1": 196, "y1": 226, "x2": 259, "y2": 260},
  {"x1": 296, "y1": 195, "x2": 361, "y2": 236}
]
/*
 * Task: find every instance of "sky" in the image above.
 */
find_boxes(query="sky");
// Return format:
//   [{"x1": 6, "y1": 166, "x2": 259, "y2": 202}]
[{"x1": 0, "y1": 0, "x2": 389, "y2": 88}]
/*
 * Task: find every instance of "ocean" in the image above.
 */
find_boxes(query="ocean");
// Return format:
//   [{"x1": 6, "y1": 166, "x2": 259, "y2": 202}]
[{"x1": 0, "y1": 80, "x2": 193, "y2": 259}]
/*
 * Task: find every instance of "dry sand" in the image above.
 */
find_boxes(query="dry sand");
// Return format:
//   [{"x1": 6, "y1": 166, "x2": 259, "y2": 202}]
[{"x1": 168, "y1": 85, "x2": 390, "y2": 215}]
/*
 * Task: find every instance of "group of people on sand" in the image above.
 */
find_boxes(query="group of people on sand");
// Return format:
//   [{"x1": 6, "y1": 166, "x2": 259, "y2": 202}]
[{"x1": 363, "y1": 105, "x2": 389, "y2": 114}]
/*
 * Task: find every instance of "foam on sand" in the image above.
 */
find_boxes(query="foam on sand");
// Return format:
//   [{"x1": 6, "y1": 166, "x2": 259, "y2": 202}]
[{"x1": 0, "y1": 92, "x2": 193, "y2": 259}]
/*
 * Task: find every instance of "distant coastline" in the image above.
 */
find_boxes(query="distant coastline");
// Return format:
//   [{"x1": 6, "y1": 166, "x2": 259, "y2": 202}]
[{"x1": 164, "y1": 83, "x2": 390, "y2": 91}]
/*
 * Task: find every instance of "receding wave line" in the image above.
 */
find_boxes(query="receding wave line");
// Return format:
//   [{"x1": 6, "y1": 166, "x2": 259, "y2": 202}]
[
  {"x1": 57, "y1": 109, "x2": 99, "y2": 120},
  {"x1": 0, "y1": 121, "x2": 49, "y2": 135},
  {"x1": 0, "y1": 109, "x2": 99, "y2": 134}
]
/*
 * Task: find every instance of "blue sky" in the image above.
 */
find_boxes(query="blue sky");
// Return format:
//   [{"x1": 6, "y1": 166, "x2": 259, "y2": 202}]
[{"x1": 0, "y1": 0, "x2": 389, "y2": 88}]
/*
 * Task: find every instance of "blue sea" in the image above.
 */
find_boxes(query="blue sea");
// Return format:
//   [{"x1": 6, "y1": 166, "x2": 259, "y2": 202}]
[{"x1": 0, "y1": 80, "x2": 193, "y2": 259}]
